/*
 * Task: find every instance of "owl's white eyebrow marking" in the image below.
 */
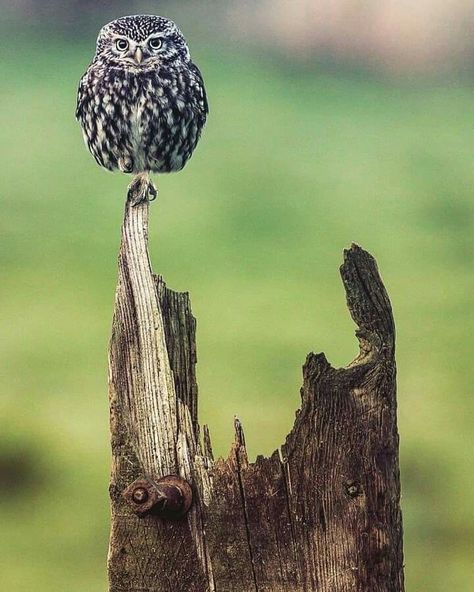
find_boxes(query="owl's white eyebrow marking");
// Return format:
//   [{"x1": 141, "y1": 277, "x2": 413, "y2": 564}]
[{"x1": 146, "y1": 33, "x2": 165, "y2": 41}]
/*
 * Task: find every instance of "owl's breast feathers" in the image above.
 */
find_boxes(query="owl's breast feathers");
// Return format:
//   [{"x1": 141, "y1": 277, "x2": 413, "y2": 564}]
[{"x1": 76, "y1": 61, "x2": 208, "y2": 174}]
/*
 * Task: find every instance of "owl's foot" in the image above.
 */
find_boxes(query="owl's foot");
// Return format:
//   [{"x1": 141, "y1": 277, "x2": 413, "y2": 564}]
[{"x1": 127, "y1": 173, "x2": 158, "y2": 206}]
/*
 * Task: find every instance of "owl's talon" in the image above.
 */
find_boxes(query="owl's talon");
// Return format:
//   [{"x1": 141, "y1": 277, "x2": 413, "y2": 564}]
[
  {"x1": 147, "y1": 182, "x2": 158, "y2": 202},
  {"x1": 128, "y1": 173, "x2": 157, "y2": 206}
]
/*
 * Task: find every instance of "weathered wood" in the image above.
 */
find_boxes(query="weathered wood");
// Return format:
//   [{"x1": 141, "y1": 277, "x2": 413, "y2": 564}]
[{"x1": 107, "y1": 193, "x2": 404, "y2": 592}]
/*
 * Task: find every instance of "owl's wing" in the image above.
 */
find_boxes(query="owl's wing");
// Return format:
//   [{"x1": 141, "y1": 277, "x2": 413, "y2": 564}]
[
  {"x1": 189, "y1": 62, "x2": 209, "y2": 116},
  {"x1": 75, "y1": 73, "x2": 89, "y2": 120}
]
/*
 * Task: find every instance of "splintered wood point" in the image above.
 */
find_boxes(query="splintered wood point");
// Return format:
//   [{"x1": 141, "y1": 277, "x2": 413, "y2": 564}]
[{"x1": 107, "y1": 197, "x2": 404, "y2": 591}]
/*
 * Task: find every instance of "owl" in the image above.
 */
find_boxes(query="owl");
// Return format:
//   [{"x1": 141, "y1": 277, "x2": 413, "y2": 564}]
[{"x1": 76, "y1": 15, "x2": 208, "y2": 205}]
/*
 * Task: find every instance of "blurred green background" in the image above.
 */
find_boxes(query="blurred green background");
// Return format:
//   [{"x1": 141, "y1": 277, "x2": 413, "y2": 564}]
[{"x1": 1, "y1": 1, "x2": 473, "y2": 590}]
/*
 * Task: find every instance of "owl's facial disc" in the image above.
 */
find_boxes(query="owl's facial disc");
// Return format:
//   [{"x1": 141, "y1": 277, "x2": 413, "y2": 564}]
[{"x1": 96, "y1": 16, "x2": 190, "y2": 70}]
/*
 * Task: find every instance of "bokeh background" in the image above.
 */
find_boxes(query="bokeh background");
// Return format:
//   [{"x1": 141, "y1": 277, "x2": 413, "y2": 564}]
[{"x1": 1, "y1": 1, "x2": 473, "y2": 590}]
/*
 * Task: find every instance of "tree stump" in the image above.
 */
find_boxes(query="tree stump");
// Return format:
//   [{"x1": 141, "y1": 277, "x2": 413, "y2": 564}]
[{"x1": 107, "y1": 195, "x2": 404, "y2": 591}]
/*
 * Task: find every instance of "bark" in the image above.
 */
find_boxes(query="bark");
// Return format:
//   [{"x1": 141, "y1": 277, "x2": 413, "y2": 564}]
[{"x1": 107, "y1": 194, "x2": 404, "y2": 592}]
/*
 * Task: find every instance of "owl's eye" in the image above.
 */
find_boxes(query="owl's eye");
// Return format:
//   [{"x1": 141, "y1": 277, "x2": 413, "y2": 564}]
[
  {"x1": 148, "y1": 37, "x2": 163, "y2": 51},
  {"x1": 115, "y1": 39, "x2": 129, "y2": 52}
]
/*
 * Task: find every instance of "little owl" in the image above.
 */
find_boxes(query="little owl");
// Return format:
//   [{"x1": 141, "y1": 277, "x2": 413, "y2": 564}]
[{"x1": 76, "y1": 15, "x2": 208, "y2": 204}]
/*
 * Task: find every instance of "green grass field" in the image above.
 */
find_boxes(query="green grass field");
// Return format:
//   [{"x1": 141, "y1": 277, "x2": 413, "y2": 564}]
[{"x1": 1, "y1": 38, "x2": 473, "y2": 590}]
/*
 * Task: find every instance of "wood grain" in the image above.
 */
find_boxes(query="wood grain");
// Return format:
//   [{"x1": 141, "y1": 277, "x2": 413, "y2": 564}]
[{"x1": 107, "y1": 194, "x2": 404, "y2": 592}]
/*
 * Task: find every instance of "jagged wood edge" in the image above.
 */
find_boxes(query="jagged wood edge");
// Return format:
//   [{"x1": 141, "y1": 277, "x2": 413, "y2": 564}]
[{"x1": 195, "y1": 243, "x2": 403, "y2": 589}]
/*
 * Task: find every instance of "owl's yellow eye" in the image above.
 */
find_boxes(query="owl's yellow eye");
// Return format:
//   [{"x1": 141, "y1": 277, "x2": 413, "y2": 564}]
[
  {"x1": 148, "y1": 37, "x2": 163, "y2": 51},
  {"x1": 116, "y1": 39, "x2": 129, "y2": 52}
]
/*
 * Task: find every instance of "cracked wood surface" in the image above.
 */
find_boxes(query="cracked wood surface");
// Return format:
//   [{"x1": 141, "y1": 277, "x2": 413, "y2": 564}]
[{"x1": 107, "y1": 194, "x2": 404, "y2": 592}]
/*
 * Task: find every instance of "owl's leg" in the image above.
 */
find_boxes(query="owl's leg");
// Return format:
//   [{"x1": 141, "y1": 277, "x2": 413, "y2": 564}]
[
  {"x1": 118, "y1": 156, "x2": 134, "y2": 174},
  {"x1": 127, "y1": 172, "x2": 158, "y2": 206}
]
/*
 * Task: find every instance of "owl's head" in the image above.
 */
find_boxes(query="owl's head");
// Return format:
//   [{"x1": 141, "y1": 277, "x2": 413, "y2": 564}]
[{"x1": 95, "y1": 15, "x2": 190, "y2": 70}]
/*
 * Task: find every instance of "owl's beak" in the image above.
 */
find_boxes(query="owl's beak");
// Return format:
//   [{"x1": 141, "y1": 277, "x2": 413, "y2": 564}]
[{"x1": 134, "y1": 47, "x2": 144, "y2": 65}]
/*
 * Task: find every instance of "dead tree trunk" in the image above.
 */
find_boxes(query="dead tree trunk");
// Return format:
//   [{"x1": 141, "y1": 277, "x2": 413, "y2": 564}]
[{"x1": 107, "y1": 193, "x2": 404, "y2": 592}]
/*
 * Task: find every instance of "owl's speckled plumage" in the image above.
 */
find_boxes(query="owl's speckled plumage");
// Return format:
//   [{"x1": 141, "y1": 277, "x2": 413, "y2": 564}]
[{"x1": 76, "y1": 15, "x2": 208, "y2": 203}]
